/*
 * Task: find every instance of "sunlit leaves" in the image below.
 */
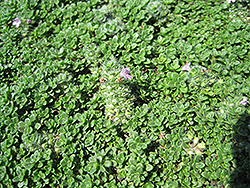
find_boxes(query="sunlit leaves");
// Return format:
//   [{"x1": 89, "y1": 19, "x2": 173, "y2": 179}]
[{"x1": 0, "y1": 0, "x2": 249, "y2": 187}]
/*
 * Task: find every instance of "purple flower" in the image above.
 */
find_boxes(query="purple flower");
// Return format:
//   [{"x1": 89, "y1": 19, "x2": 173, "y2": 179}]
[
  {"x1": 120, "y1": 67, "x2": 132, "y2": 80},
  {"x1": 26, "y1": 19, "x2": 31, "y2": 24},
  {"x1": 12, "y1": 17, "x2": 21, "y2": 28},
  {"x1": 227, "y1": 0, "x2": 236, "y2": 3},
  {"x1": 181, "y1": 62, "x2": 191, "y2": 72},
  {"x1": 240, "y1": 98, "x2": 248, "y2": 106}
]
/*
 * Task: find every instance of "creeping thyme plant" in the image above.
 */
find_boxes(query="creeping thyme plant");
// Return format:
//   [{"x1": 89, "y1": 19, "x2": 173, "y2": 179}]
[
  {"x1": 0, "y1": 0, "x2": 250, "y2": 187},
  {"x1": 91, "y1": 58, "x2": 134, "y2": 123}
]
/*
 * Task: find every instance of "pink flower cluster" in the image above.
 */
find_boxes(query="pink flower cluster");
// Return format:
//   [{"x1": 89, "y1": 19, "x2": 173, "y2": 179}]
[
  {"x1": 181, "y1": 62, "x2": 191, "y2": 72},
  {"x1": 12, "y1": 17, "x2": 31, "y2": 28},
  {"x1": 120, "y1": 67, "x2": 132, "y2": 80},
  {"x1": 240, "y1": 98, "x2": 248, "y2": 106},
  {"x1": 12, "y1": 18, "x2": 21, "y2": 28}
]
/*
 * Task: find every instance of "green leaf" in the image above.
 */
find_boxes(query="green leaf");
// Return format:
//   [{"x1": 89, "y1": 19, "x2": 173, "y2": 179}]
[
  {"x1": 0, "y1": 166, "x2": 6, "y2": 181},
  {"x1": 196, "y1": 162, "x2": 205, "y2": 169},
  {"x1": 146, "y1": 163, "x2": 153, "y2": 171},
  {"x1": 143, "y1": 182, "x2": 154, "y2": 188},
  {"x1": 104, "y1": 160, "x2": 112, "y2": 168},
  {"x1": 170, "y1": 181, "x2": 179, "y2": 188}
]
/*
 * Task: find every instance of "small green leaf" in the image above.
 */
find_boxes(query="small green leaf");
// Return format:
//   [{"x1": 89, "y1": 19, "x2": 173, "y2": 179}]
[
  {"x1": 196, "y1": 162, "x2": 205, "y2": 169},
  {"x1": 104, "y1": 160, "x2": 112, "y2": 168},
  {"x1": 180, "y1": 86, "x2": 188, "y2": 93},
  {"x1": 146, "y1": 163, "x2": 153, "y2": 171},
  {"x1": 0, "y1": 166, "x2": 6, "y2": 181}
]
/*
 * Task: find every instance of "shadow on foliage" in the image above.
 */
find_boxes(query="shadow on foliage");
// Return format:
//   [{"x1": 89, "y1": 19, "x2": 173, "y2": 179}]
[{"x1": 230, "y1": 112, "x2": 250, "y2": 187}]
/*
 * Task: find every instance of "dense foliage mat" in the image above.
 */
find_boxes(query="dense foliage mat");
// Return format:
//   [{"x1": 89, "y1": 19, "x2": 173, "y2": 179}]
[{"x1": 0, "y1": 0, "x2": 250, "y2": 187}]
